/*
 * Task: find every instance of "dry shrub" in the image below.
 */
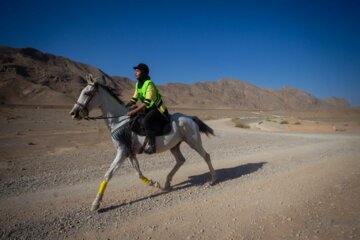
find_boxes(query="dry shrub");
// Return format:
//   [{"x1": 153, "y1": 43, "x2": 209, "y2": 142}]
[
  {"x1": 232, "y1": 118, "x2": 250, "y2": 129},
  {"x1": 204, "y1": 115, "x2": 216, "y2": 120}
]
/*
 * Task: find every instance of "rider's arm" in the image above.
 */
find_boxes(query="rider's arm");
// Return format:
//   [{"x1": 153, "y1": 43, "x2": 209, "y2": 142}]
[
  {"x1": 144, "y1": 83, "x2": 157, "y2": 107},
  {"x1": 127, "y1": 103, "x2": 146, "y2": 117},
  {"x1": 125, "y1": 89, "x2": 139, "y2": 108},
  {"x1": 127, "y1": 83, "x2": 156, "y2": 117},
  {"x1": 131, "y1": 89, "x2": 138, "y2": 104}
]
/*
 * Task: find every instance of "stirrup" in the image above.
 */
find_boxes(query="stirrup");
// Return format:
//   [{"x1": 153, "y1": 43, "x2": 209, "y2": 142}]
[{"x1": 144, "y1": 144, "x2": 156, "y2": 154}]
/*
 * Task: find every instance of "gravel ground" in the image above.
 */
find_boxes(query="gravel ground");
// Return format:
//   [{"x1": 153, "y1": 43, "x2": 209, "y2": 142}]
[{"x1": 0, "y1": 108, "x2": 359, "y2": 240}]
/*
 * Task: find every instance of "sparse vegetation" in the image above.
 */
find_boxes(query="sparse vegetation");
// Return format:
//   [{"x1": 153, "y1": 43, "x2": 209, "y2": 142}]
[
  {"x1": 280, "y1": 120, "x2": 289, "y2": 124},
  {"x1": 336, "y1": 128, "x2": 346, "y2": 132},
  {"x1": 6, "y1": 115, "x2": 21, "y2": 120},
  {"x1": 294, "y1": 122, "x2": 301, "y2": 125},
  {"x1": 232, "y1": 118, "x2": 250, "y2": 129},
  {"x1": 266, "y1": 118, "x2": 278, "y2": 123},
  {"x1": 204, "y1": 115, "x2": 216, "y2": 120}
]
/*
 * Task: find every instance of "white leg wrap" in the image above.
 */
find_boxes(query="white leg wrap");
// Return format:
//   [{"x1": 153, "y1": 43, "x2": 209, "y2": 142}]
[{"x1": 91, "y1": 194, "x2": 102, "y2": 211}]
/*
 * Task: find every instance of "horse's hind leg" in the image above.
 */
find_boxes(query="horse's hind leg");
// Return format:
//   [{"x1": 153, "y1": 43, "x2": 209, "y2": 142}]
[
  {"x1": 185, "y1": 134, "x2": 217, "y2": 185},
  {"x1": 201, "y1": 149, "x2": 217, "y2": 185},
  {"x1": 165, "y1": 143, "x2": 186, "y2": 190}
]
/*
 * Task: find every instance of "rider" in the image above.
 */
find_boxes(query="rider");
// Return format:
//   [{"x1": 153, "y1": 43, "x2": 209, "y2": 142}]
[{"x1": 126, "y1": 63, "x2": 169, "y2": 154}]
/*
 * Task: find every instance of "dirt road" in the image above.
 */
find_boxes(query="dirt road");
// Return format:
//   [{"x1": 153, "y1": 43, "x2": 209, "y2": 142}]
[{"x1": 1, "y1": 113, "x2": 359, "y2": 239}]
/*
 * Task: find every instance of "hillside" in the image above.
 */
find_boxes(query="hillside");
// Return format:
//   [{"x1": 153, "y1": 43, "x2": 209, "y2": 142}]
[
  {"x1": 0, "y1": 46, "x2": 133, "y2": 106},
  {"x1": 159, "y1": 79, "x2": 350, "y2": 111},
  {"x1": 0, "y1": 46, "x2": 351, "y2": 110}
]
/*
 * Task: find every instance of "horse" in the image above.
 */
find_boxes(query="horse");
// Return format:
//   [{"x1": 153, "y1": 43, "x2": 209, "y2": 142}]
[{"x1": 69, "y1": 75, "x2": 217, "y2": 211}]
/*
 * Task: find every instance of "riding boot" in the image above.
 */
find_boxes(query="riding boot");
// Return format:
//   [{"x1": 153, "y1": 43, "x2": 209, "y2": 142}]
[{"x1": 144, "y1": 131, "x2": 156, "y2": 154}]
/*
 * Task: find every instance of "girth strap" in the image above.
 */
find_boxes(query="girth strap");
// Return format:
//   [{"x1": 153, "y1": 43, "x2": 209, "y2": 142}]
[{"x1": 138, "y1": 137, "x2": 149, "y2": 154}]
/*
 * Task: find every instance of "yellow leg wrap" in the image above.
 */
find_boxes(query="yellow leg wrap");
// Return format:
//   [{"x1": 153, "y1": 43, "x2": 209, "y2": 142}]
[
  {"x1": 141, "y1": 176, "x2": 151, "y2": 185},
  {"x1": 98, "y1": 180, "x2": 107, "y2": 196}
]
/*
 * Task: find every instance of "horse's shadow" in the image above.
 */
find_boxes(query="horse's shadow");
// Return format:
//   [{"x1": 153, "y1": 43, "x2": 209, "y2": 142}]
[
  {"x1": 174, "y1": 161, "x2": 267, "y2": 187},
  {"x1": 98, "y1": 162, "x2": 266, "y2": 213}
]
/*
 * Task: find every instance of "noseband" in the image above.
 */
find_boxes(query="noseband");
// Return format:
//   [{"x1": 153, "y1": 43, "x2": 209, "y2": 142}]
[{"x1": 75, "y1": 83, "x2": 97, "y2": 116}]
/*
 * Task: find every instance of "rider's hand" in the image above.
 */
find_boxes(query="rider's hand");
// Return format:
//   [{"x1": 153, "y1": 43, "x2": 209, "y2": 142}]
[
  {"x1": 127, "y1": 103, "x2": 144, "y2": 117},
  {"x1": 127, "y1": 110, "x2": 135, "y2": 117}
]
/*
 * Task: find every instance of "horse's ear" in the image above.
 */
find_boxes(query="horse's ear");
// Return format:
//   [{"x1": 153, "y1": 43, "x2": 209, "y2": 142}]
[{"x1": 87, "y1": 74, "x2": 95, "y2": 84}]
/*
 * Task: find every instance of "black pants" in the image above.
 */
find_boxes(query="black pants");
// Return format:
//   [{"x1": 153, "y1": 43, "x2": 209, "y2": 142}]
[{"x1": 143, "y1": 107, "x2": 169, "y2": 134}]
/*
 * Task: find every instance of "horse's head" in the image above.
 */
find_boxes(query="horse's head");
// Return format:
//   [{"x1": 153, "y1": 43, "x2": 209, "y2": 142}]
[{"x1": 69, "y1": 74, "x2": 101, "y2": 120}]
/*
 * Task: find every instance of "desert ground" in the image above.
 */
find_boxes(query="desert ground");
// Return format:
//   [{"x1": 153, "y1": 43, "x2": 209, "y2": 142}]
[{"x1": 0, "y1": 106, "x2": 359, "y2": 239}]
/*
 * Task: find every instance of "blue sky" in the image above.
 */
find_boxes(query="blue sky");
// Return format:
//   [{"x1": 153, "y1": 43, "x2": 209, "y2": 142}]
[{"x1": 1, "y1": 0, "x2": 359, "y2": 105}]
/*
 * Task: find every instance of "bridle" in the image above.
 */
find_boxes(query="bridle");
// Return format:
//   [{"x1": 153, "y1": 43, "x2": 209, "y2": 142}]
[
  {"x1": 75, "y1": 82, "x2": 127, "y2": 121},
  {"x1": 75, "y1": 83, "x2": 97, "y2": 120}
]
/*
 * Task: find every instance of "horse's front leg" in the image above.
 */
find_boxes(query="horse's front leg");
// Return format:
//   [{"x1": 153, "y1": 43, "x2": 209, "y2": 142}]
[
  {"x1": 91, "y1": 149, "x2": 126, "y2": 211},
  {"x1": 128, "y1": 156, "x2": 161, "y2": 188}
]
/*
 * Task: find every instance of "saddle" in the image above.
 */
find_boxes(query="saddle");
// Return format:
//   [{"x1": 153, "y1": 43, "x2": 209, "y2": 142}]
[{"x1": 129, "y1": 113, "x2": 172, "y2": 136}]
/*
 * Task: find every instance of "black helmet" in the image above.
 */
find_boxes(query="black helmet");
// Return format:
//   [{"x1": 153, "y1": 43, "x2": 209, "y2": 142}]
[{"x1": 133, "y1": 63, "x2": 149, "y2": 75}]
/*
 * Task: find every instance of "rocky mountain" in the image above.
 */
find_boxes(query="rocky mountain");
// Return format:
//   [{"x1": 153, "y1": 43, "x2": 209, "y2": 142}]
[
  {"x1": 0, "y1": 46, "x2": 133, "y2": 106},
  {"x1": 323, "y1": 96, "x2": 351, "y2": 109},
  {"x1": 158, "y1": 80, "x2": 350, "y2": 111},
  {"x1": 0, "y1": 46, "x2": 351, "y2": 111}
]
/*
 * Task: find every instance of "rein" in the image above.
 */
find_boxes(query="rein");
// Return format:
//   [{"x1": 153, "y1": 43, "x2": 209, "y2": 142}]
[{"x1": 84, "y1": 115, "x2": 126, "y2": 121}]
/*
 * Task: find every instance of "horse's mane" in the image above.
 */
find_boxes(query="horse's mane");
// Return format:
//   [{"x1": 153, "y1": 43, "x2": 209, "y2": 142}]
[{"x1": 96, "y1": 83, "x2": 125, "y2": 106}]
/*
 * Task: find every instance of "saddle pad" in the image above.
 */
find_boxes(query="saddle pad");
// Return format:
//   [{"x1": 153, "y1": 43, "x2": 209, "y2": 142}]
[{"x1": 129, "y1": 114, "x2": 172, "y2": 136}]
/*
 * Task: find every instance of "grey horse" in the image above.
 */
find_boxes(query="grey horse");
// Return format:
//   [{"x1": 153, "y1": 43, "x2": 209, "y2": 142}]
[{"x1": 69, "y1": 75, "x2": 217, "y2": 211}]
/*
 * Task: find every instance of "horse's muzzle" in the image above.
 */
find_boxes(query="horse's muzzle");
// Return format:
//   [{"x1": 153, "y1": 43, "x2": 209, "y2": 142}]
[
  {"x1": 69, "y1": 107, "x2": 79, "y2": 120},
  {"x1": 69, "y1": 105, "x2": 87, "y2": 120}
]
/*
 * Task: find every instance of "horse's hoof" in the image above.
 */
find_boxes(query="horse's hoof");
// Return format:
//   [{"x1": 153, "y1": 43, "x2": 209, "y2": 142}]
[
  {"x1": 209, "y1": 179, "x2": 218, "y2": 186},
  {"x1": 91, "y1": 203, "x2": 100, "y2": 211},
  {"x1": 154, "y1": 181, "x2": 161, "y2": 189},
  {"x1": 163, "y1": 184, "x2": 173, "y2": 192}
]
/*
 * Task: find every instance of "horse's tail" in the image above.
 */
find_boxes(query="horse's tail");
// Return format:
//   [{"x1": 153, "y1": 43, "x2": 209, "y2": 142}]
[{"x1": 192, "y1": 116, "x2": 215, "y2": 137}]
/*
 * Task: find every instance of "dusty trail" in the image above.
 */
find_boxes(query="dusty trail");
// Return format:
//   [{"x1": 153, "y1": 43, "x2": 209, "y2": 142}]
[{"x1": 1, "y1": 118, "x2": 359, "y2": 239}]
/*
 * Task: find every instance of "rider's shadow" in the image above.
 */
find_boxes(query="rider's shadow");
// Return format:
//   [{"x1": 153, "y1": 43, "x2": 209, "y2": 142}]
[
  {"x1": 173, "y1": 161, "x2": 267, "y2": 188},
  {"x1": 98, "y1": 162, "x2": 266, "y2": 213}
]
